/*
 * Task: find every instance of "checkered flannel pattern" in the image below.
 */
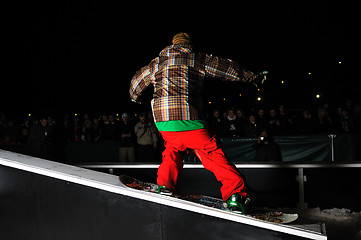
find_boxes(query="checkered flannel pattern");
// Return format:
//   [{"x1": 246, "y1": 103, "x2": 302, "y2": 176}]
[{"x1": 130, "y1": 44, "x2": 255, "y2": 122}]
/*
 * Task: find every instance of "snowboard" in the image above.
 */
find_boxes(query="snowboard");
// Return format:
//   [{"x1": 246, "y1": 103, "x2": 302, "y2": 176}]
[{"x1": 119, "y1": 175, "x2": 298, "y2": 224}]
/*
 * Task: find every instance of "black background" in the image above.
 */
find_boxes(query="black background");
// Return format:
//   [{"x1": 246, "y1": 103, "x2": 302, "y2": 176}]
[{"x1": 3, "y1": 1, "x2": 356, "y2": 117}]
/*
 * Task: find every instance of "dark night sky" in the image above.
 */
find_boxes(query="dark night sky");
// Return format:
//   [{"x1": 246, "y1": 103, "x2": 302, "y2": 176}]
[{"x1": 4, "y1": 1, "x2": 356, "y2": 117}]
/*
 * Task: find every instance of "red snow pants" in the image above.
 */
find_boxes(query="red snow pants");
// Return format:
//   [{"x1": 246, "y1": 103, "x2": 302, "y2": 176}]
[{"x1": 157, "y1": 128, "x2": 247, "y2": 201}]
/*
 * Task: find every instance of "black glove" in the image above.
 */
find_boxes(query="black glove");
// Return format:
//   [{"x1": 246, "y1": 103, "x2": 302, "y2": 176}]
[
  {"x1": 252, "y1": 71, "x2": 268, "y2": 88},
  {"x1": 131, "y1": 99, "x2": 142, "y2": 104}
]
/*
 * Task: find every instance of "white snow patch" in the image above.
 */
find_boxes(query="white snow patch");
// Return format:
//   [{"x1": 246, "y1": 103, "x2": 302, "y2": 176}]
[
  {"x1": 306, "y1": 207, "x2": 361, "y2": 224},
  {"x1": 259, "y1": 207, "x2": 361, "y2": 239},
  {"x1": 304, "y1": 208, "x2": 361, "y2": 240}
]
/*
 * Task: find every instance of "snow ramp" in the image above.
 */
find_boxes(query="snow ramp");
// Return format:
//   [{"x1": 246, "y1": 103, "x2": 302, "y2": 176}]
[{"x1": 0, "y1": 150, "x2": 327, "y2": 240}]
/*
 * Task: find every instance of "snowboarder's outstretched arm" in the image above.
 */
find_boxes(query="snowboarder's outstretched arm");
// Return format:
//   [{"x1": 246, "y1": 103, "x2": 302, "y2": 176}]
[
  {"x1": 204, "y1": 54, "x2": 268, "y2": 86},
  {"x1": 129, "y1": 58, "x2": 157, "y2": 103},
  {"x1": 204, "y1": 54, "x2": 255, "y2": 83}
]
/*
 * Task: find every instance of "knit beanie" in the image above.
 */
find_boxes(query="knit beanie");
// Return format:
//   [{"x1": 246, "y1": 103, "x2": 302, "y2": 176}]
[{"x1": 172, "y1": 32, "x2": 192, "y2": 45}]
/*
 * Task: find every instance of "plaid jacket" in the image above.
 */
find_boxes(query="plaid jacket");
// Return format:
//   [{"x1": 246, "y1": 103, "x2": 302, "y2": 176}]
[{"x1": 130, "y1": 44, "x2": 255, "y2": 123}]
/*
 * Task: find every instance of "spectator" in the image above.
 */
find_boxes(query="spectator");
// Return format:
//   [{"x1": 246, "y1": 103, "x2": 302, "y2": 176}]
[
  {"x1": 298, "y1": 110, "x2": 316, "y2": 134},
  {"x1": 81, "y1": 121, "x2": 94, "y2": 142},
  {"x1": 18, "y1": 118, "x2": 31, "y2": 144},
  {"x1": 18, "y1": 126, "x2": 30, "y2": 145},
  {"x1": 316, "y1": 108, "x2": 333, "y2": 134},
  {"x1": 28, "y1": 116, "x2": 54, "y2": 159},
  {"x1": 92, "y1": 117, "x2": 101, "y2": 142},
  {"x1": 100, "y1": 115, "x2": 117, "y2": 141},
  {"x1": 235, "y1": 109, "x2": 246, "y2": 137},
  {"x1": 278, "y1": 105, "x2": 294, "y2": 134},
  {"x1": 244, "y1": 113, "x2": 262, "y2": 137},
  {"x1": 108, "y1": 115, "x2": 119, "y2": 141},
  {"x1": 345, "y1": 99, "x2": 353, "y2": 113},
  {"x1": 208, "y1": 109, "x2": 226, "y2": 138},
  {"x1": 119, "y1": 113, "x2": 136, "y2": 162},
  {"x1": 224, "y1": 109, "x2": 241, "y2": 137},
  {"x1": 134, "y1": 113, "x2": 158, "y2": 162},
  {"x1": 334, "y1": 106, "x2": 344, "y2": 129},
  {"x1": 47, "y1": 116, "x2": 56, "y2": 127},
  {"x1": 257, "y1": 108, "x2": 268, "y2": 131},
  {"x1": 62, "y1": 114, "x2": 73, "y2": 142},
  {"x1": 72, "y1": 115, "x2": 81, "y2": 142},
  {"x1": 252, "y1": 130, "x2": 282, "y2": 162},
  {"x1": 21, "y1": 118, "x2": 32, "y2": 130},
  {"x1": 4, "y1": 120, "x2": 18, "y2": 145},
  {"x1": 353, "y1": 104, "x2": 361, "y2": 134},
  {"x1": 82, "y1": 114, "x2": 91, "y2": 129},
  {"x1": 339, "y1": 108, "x2": 354, "y2": 133},
  {"x1": 268, "y1": 108, "x2": 281, "y2": 135}
]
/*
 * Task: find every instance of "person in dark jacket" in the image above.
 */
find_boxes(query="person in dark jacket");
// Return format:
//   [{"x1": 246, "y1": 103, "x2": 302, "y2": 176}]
[
  {"x1": 208, "y1": 109, "x2": 226, "y2": 139},
  {"x1": 244, "y1": 114, "x2": 262, "y2": 138},
  {"x1": 119, "y1": 113, "x2": 136, "y2": 162},
  {"x1": 225, "y1": 109, "x2": 242, "y2": 137},
  {"x1": 28, "y1": 116, "x2": 54, "y2": 159},
  {"x1": 252, "y1": 130, "x2": 282, "y2": 162}
]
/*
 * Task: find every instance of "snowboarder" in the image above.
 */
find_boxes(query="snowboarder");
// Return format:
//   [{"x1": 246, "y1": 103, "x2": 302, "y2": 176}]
[{"x1": 129, "y1": 32, "x2": 266, "y2": 214}]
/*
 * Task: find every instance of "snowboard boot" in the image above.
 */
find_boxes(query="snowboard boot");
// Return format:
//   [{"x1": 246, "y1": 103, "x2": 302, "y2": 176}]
[
  {"x1": 157, "y1": 185, "x2": 172, "y2": 196},
  {"x1": 226, "y1": 193, "x2": 253, "y2": 215}
]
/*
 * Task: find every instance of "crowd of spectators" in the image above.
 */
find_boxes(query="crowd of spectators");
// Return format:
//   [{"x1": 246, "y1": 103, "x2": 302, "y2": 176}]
[
  {"x1": 209, "y1": 101, "x2": 361, "y2": 138},
  {"x1": 1, "y1": 99, "x2": 360, "y2": 162},
  {"x1": 0, "y1": 111, "x2": 162, "y2": 162}
]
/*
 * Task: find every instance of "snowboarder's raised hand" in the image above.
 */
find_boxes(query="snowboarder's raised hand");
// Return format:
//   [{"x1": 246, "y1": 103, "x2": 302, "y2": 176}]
[
  {"x1": 252, "y1": 71, "x2": 268, "y2": 87},
  {"x1": 131, "y1": 99, "x2": 141, "y2": 104}
]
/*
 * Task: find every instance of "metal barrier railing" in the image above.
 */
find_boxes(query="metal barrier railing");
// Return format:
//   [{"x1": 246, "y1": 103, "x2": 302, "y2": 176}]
[{"x1": 77, "y1": 162, "x2": 361, "y2": 210}]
